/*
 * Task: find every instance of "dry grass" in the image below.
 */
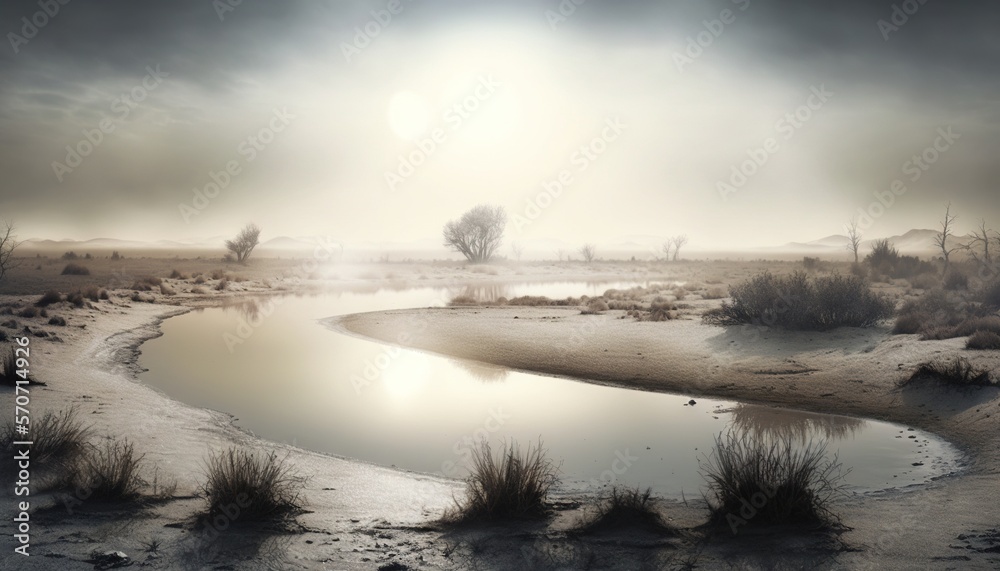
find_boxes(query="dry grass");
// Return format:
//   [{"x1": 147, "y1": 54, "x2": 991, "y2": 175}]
[
  {"x1": 705, "y1": 271, "x2": 895, "y2": 331},
  {"x1": 1, "y1": 408, "x2": 89, "y2": 468},
  {"x1": 445, "y1": 440, "x2": 558, "y2": 523},
  {"x1": 903, "y1": 357, "x2": 994, "y2": 387},
  {"x1": 700, "y1": 430, "x2": 844, "y2": 531},
  {"x1": 577, "y1": 486, "x2": 672, "y2": 534},
  {"x1": 203, "y1": 448, "x2": 304, "y2": 520},
  {"x1": 72, "y1": 438, "x2": 146, "y2": 501},
  {"x1": 967, "y1": 331, "x2": 1000, "y2": 350},
  {"x1": 60, "y1": 263, "x2": 90, "y2": 275},
  {"x1": 35, "y1": 290, "x2": 63, "y2": 307}
]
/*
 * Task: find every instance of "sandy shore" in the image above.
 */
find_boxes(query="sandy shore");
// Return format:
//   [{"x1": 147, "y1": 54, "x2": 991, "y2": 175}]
[
  {"x1": 2, "y1": 260, "x2": 999, "y2": 569},
  {"x1": 340, "y1": 304, "x2": 1000, "y2": 569}
]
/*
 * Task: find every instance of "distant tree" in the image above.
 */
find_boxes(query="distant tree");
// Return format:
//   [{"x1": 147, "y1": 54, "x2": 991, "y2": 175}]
[
  {"x1": 225, "y1": 223, "x2": 261, "y2": 263},
  {"x1": 555, "y1": 249, "x2": 568, "y2": 262},
  {"x1": 0, "y1": 221, "x2": 22, "y2": 282},
  {"x1": 443, "y1": 205, "x2": 506, "y2": 263},
  {"x1": 661, "y1": 241, "x2": 673, "y2": 262},
  {"x1": 961, "y1": 219, "x2": 994, "y2": 266},
  {"x1": 510, "y1": 242, "x2": 524, "y2": 262},
  {"x1": 579, "y1": 243, "x2": 596, "y2": 263},
  {"x1": 846, "y1": 217, "x2": 863, "y2": 264},
  {"x1": 933, "y1": 203, "x2": 959, "y2": 274},
  {"x1": 671, "y1": 235, "x2": 689, "y2": 261}
]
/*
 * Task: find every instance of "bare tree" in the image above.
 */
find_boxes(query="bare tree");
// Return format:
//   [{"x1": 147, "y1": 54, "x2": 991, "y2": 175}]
[
  {"x1": 510, "y1": 242, "x2": 524, "y2": 262},
  {"x1": 0, "y1": 221, "x2": 22, "y2": 282},
  {"x1": 443, "y1": 204, "x2": 507, "y2": 263},
  {"x1": 579, "y1": 243, "x2": 596, "y2": 263},
  {"x1": 845, "y1": 217, "x2": 863, "y2": 264},
  {"x1": 671, "y1": 235, "x2": 689, "y2": 261},
  {"x1": 661, "y1": 241, "x2": 673, "y2": 262},
  {"x1": 555, "y1": 249, "x2": 568, "y2": 262},
  {"x1": 933, "y1": 203, "x2": 959, "y2": 274},
  {"x1": 961, "y1": 219, "x2": 993, "y2": 266},
  {"x1": 225, "y1": 223, "x2": 261, "y2": 263}
]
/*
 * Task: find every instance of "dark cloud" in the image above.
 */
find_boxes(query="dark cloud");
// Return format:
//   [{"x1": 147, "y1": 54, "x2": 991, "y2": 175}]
[{"x1": 0, "y1": 0, "x2": 997, "y2": 243}]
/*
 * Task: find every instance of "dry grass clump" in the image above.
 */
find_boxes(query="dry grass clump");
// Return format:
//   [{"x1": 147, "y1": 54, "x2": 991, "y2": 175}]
[
  {"x1": 448, "y1": 295, "x2": 479, "y2": 306},
  {"x1": 81, "y1": 286, "x2": 107, "y2": 302},
  {"x1": 607, "y1": 300, "x2": 643, "y2": 311},
  {"x1": 131, "y1": 276, "x2": 163, "y2": 291},
  {"x1": 967, "y1": 331, "x2": 1000, "y2": 351},
  {"x1": 704, "y1": 271, "x2": 894, "y2": 331},
  {"x1": 159, "y1": 283, "x2": 176, "y2": 296},
  {"x1": 577, "y1": 486, "x2": 672, "y2": 534},
  {"x1": 0, "y1": 408, "x2": 88, "y2": 468},
  {"x1": 215, "y1": 278, "x2": 229, "y2": 291},
  {"x1": 194, "y1": 274, "x2": 207, "y2": 284},
  {"x1": 210, "y1": 269, "x2": 226, "y2": 280},
  {"x1": 903, "y1": 357, "x2": 994, "y2": 387},
  {"x1": 203, "y1": 448, "x2": 304, "y2": 520},
  {"x1": 581, "y1": 298, "x2": 609, "y2": 314},
  {"x1": 444, "y1": 440, "x2": 558, "y2": 523},
  {"x1": 700, "y1": 431, "x2": 844, "y2": 531},
  {"x1": 17, "y1": 306, "x2": 38, "y2": 318},
  {"x1": 703, "y1": 287, "x2": 728, "y2": 300},
  {"x1": 61, "y1": 263, "x2": 91, "y2": 275},
  {"x1": 944, "y1": 270, "x2": 969, "y2": 291},
  {"x1": 168, "y1": 269, "x2": 191, "y2": 279},
  {"x1": 48, "y1": 316, "x2": 67, "y2": 326},
  {"x1": 191, "y1": 286, "x2": 209, "y2": 295},
  {"x1": 35, "y1": 290, "x2": 63, "y2": 307},
  {"x1": 65, "y1": 291, "x2": 85, "y2": 307},
  {"x1": 1, "y1": 345, "x2": 44, "y2": 386},
  {"x1": 72, "y1": 438, "x2": 146, "y2": 501}
]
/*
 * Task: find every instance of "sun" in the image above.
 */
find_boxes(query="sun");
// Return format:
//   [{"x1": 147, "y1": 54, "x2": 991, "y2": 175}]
[{"x1": 386, "y1": 91, "x2": 430, "y2": 140}]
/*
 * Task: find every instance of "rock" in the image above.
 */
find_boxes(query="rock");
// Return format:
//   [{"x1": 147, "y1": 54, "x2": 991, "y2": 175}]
[{"x1": 89, "y1": 550, "x2": 132, "y2": 569}]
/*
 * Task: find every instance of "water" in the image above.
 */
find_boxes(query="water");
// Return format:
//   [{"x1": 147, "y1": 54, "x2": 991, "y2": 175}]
[{"x1": 137, "y1": 282, "x2": 961, "y2": 498}]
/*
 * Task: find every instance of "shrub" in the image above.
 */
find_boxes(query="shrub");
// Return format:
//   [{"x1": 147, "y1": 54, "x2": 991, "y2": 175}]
[
  {"x1": 909, "y1": 273, "x2": 939, "y2": 290},
  {"x1": 967, "y1": 331, "x2": 1000, "y2": 351},
  {"x1": 215, "y1": 278, "x2": 229, "y2": 291},
  {"x1": 81, "y1": 286, "x2": 103, "y2": 302},
  {"x1": 159, "y1": 283, "x2": 176, "y2": 296},
  {"x1": 73, "y1": 438, "x2": 146, "y2": 500},
  {"x1": 577, "y1": 486, "x2": 671, "y2": 534},
  {"x1": 904, "y1": 357, "x2": 994, "y2": 387},
  {"x1": 210, "y1": 270, "x2": 226, "y2": 280},
  {"x1": 700, "y1": 431, "x2": 844, "y2": 530},
  {"x1": 61, "y1": 263, "x2": 90, "y2": 275},
  {"x1": 48, "y1": 316, "x2": 67, "y2": 326},
  {"x1": 0, "y1": 330, "x2": 6, "y2": 342},
  {"x1": 952, "y1": 316, "x2": 1000, "y2": 338},
  {"x1": 18, "y1": 306, "x2": 38, "y2": 318},
  {"x1": 1, "y1": 408, "x2": 88, "y2": 467},
  {"x1": 583, "y1": 298, "x2": 609, "y2": 314},
  {"x1": 194, "y1": 275, "x2": 207, "y2": 284},
  {"x1": 893, "y1": 313, "x2": 927, "y2": 335},
  {"x1": 944, "y1": 270, "x2": 969, "y2": 291},
  {"x1": 168, "y1": 269, "x2": 184, "y2": 279},
  {"x1": 703, "y1": 287, "x2": 728, "y2": 300},
  {"x1": 802, "y1": 257, "x2": 820, "y2": 271},
  {"x1": 981, "y1": 280, "x2": 1000, "y2": 309},
  {"x1": 131, "y1": 276, "x2": 162, "y2": 291},
  {"x1": 66, "y1": 291, "x2": 85, "y2": 307},
  {"x1": 445, "y1": 440, "x2": 557, "y2": 523},
  {"x1": 62, "y1": 251, "x2": 78, "y2": 260},
  {"x1": 203, "y1": 448, "x2": 303, "y2": 519},
  {"x1": 35, "y1": 291, "x2": 63, "y2": 307},
  {"x1": 449, "y1": 295, "x2": 478, "y2": 306},
  {"x1": 704, "y1": 271, "x2": 894, "y2": 331},
  {"x1": 110, "y1": 250, "x2": 121, "y2": 261},
  {"x1": 191, "y1": 286, "x2": 209, "y2": 295}
]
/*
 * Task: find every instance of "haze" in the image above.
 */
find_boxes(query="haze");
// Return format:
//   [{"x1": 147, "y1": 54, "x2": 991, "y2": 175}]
[{"x1": 1, "y1": 0, "x2": 997, "y2": 249}]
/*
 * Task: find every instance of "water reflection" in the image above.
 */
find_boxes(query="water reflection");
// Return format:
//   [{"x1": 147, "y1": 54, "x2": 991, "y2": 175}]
[
  {"x1": 725, "y1": 403, "x2": 867, "y2": 442},
  {"x1": 450, "y1": 358, "x2": 510, "y2": 383}
]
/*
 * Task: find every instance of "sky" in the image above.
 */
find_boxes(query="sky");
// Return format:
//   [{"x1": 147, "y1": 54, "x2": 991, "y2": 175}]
[{"x1": 0, "y1": 0, "x2": 997, "y2": 250}]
